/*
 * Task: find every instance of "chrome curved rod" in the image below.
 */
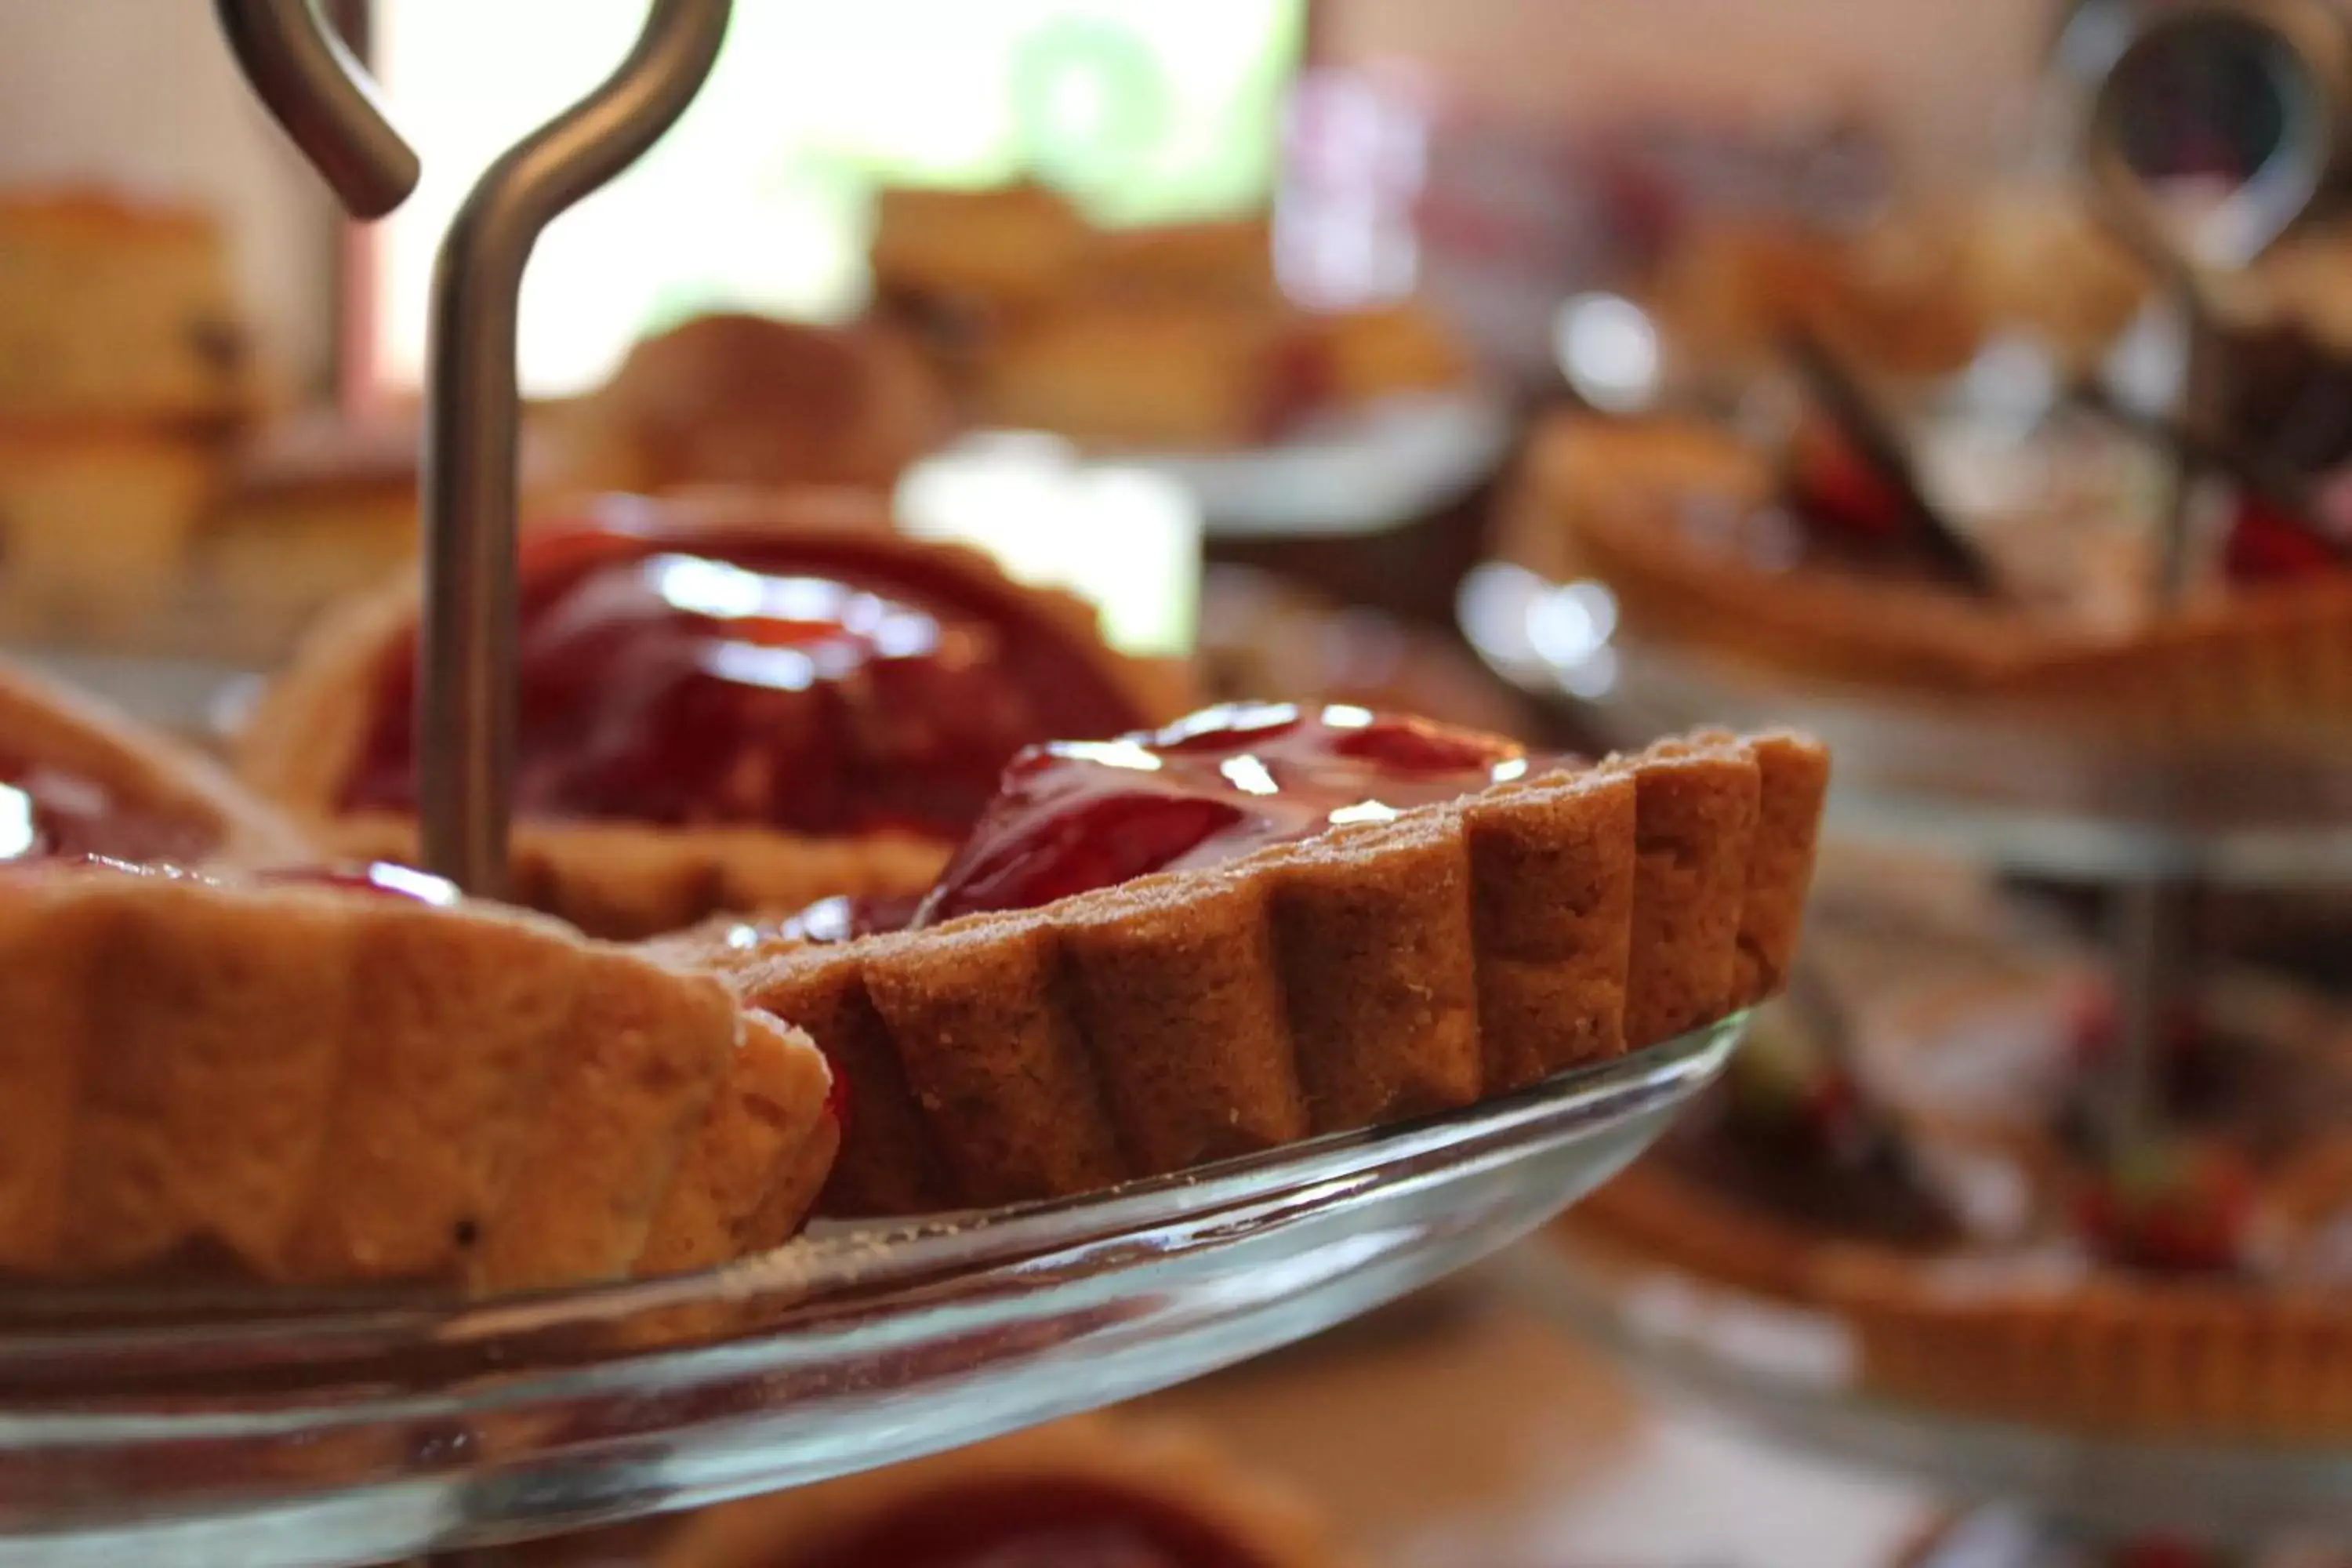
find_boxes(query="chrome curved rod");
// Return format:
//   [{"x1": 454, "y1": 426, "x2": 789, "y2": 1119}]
[
  {"x1": 415, "y1": 0, "x2": 731, "y2": 895},
  {"x1": 2080, "y1": 0, "x2": 2347, "y2": 277},
  {"x1": 212, "y1": 0, "x2": 419, "y2": 218},
  {"x1": 221, "y1": 0, "x2": 734, "y2": 895}
]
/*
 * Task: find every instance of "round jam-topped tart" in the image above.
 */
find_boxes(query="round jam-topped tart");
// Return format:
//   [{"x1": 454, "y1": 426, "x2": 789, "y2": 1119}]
[
  {"x1": 339, "y1": 520, "x2": 1155, "y2": 837},
  {"x1": 800, "y1": 1479, "x2": 1276, "y2": 1568},
  {"x1": 0, "y1": 750, "x2": 220, "y2": 866},
  {"x1": 759, "y1": 702, "x2": 1537, "y2": 935}
]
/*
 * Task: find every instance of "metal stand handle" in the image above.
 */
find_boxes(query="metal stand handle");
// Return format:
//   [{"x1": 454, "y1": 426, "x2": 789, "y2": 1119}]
[
  {"x1": 218, "y1": 0, "x2": 732, "y2": 896},
  {"x1": 2074, "y1": 0, "x2": 2347, "y2": 1156},
  {"x1": 212, "y1": 0, "x2": 419, "y2": 219}
]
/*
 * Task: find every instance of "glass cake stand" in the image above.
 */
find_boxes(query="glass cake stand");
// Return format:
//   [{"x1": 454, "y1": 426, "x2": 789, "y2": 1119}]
[
  {"x1": 1503, "y1": 1239, "x2": 2352, "y2": 1546},
  {"x1": 0, "y1": 1016, "x2": 1737, "y2": 1568},
  {"x1": 1457, "y1": 560, "x2": 2352, "y2": 887}
]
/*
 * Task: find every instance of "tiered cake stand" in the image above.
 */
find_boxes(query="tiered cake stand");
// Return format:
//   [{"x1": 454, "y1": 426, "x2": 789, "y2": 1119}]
[
  {"x1": 0, "y1": 7, "x2": 1753, "y2": 1564},
  {"x1": 1465, "y1": 559, "x2": 2352, "y2": 1559}
]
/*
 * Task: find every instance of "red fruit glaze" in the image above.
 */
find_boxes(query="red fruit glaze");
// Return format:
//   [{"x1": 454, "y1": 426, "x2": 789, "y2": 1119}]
[
  {"x1": 1787, "y1": 423, "x2": 1905, "y2": 543},
  {"x1": 1250, "y1": 328, "x2": 1335, "y2": 444},
  {"x1": 339, "y1": 517, "x2": 1152, "y2": 838},
  {"x1": 905, "y1": 702, "x2": 1535, "y2": 928},
  {"x1": 0, "y1": 751, "x2": 219, "y2": 866},
  {"x1": 799, "y1": 1477, "x2": 1276, "y2": 1568},
  {"x1": 2074, "y1": 1145, "x2": 2256, "y2": 1276},
  {"x1": 256, "y1": 862, "x2": 462, "y2": 907},
  {"x1": 2224, "y1": 498, "x2": 2343, "y2": 583}
]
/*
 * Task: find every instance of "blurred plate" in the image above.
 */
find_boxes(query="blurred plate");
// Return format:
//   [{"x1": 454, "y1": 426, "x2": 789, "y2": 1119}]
[{"x1": 1117, "y1": 386, "x2": 1515, "y2": 538}]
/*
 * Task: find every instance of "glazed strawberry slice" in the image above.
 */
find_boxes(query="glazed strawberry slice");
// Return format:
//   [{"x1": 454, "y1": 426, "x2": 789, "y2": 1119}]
[
  {"x1": 912, "y1": 702, "x2": 1533, "y2": 927},
  {"x1": 2223, "y1": 496, "x2": 2347, "y2": 583},
  {"x1": 2074, "y1": 1142, "x2": 2256, "y2": 1276},
  {"x1": 1788, "y1": 423, "x2": 1907, "y2": 544}
]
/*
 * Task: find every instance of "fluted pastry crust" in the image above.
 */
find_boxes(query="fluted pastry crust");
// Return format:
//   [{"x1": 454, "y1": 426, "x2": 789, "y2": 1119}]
[
  {"x1": 681, "y1": 729, "x2": 1828, "y2": 1217},
  {"x1": 0, "y1": 866, "x2": 835, "y2": 1292}
]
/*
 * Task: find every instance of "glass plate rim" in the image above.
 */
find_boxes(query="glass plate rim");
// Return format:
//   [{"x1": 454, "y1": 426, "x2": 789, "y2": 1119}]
[{"x1": 0, "y1": 1016, "x2": 1741, "y2": 1384}]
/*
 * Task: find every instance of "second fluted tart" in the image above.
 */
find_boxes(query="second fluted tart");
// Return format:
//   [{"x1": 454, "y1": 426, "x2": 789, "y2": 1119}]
[
  {"x1": 238, "y1": 490, "x2": 1193, "y2": 938},
  {"x1": 670, "y1": 705, "x2": 1827, "y2": 1216}
]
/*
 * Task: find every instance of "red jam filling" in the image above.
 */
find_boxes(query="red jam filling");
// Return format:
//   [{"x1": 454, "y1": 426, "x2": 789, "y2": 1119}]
[
  {"x1": 757, "y1": 703, "x2": 1534, "y2": 942},
  {"x1": 256, "y1": 861, "x2": 462, "y2": 907},
  {"x1": 800, "y1": 1478, "x2": 1276, "y2": 1568},
  {"x1": 2, "y1": 851, "x2": 462, "y2": 909},
  {"x1": 0, "y1": 751, "x2": 220, "y2": 868},
  {"x1": 339, "y1": 518, "x2": 1152, "y2": 838}
]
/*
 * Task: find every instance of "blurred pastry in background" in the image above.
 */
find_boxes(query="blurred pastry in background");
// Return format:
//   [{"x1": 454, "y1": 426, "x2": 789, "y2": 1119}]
[
  {"x1": 1649, "y1": 191, "x2": 2148, "y2": 387},
  {"x1": 976, "y1": 299, "x2": 1469, "y2": 452},
  {"x1": 545, "y1": 312, "x2": 953, "y2": 498},
  {"x1": 1650, "y1": 217, "x2": 1983, "y2": 386},
  {"x1": 1198, "y1": 564, "x2": 1535, "y2": 738},
  {"x1": 0, "y1": 187, "x2": 265, "y2": 647},
  {"x1": 196, "y1": 412, "x2": 423, "y2": 649},
  {"x1": 976, "y1": 299, "x2": 1298, "y2": 449},
  {"x1": 869, "y1": 183, "x2": 1472, "y2": 450},
  {"x1": 0, "y1": 421, "x2": 219, "y2": 640},
  {"x1": 658, "y1": 1414, "x2": 1356, "y2": 1567},
  {"x1": 1305, "y1": 299, "x2": 1474, "y2": 408},
  {"x1": 1960, "y1": 185, "x2": 2150, "y2": 368},
  {"x1": 869, "y1": 182, "x2": 1091, "y2": 326},
  {"x1": 1081, "y1": 215, "x2": 1278, "y2": 306},
  {"x1": 0, "y1": 190, "x2": 256, "y2": 424}
]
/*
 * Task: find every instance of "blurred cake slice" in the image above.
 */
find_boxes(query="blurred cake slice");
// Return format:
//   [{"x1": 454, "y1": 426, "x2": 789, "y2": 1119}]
[
  {"x1": 196, "y1": 412, "x2": 421, "y2": 647},
  {"x1": 0, "y1": 420, "x2": 218, "y2": 640},
  {"x1": 0, "y1": 191, "x2": 255, "y2": 423},
  {"x1": 975, "y1": 301, "x2": 1304, "y2": 449},
  {"x1": 543, "y1": 313, "x2": 951, "y2": 496}
]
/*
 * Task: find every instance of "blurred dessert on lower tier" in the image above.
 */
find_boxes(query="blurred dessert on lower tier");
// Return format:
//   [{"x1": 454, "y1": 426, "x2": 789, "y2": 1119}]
[
  {"x1": 1563, "y1": 872, "x2": 2352, "y2": 1439},
  {"x1": 657, "y1": 1414, "x2": 1357, "y2": 1566},
  {"x1": 1900, "y1": 1515, "x2": 2352, "y2": 1568},
  {"x1": 543, "y1": 312, "x2": 953, "y2": 497},
  {"x1": 0, "y1": 190, "x2": 256, "y2": 424},
  {"x1": 1197, "y1": 564, "x2": 1534, "y2": 737}
]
